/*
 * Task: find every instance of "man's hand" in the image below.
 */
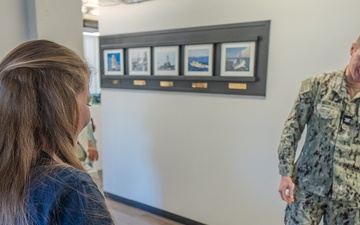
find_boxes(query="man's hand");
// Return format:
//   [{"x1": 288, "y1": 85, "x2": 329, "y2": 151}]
[
  {"x1": 278, "y1": 176, "x2": 294, "y2": 204},
  {"x1": 88, "y1": 141, "x2": 99, "y2": 162}
]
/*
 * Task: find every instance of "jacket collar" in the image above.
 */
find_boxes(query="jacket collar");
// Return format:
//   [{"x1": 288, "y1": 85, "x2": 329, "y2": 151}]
[{"x1": 331, "y1": 68, "x2": 349, "y2": 100}]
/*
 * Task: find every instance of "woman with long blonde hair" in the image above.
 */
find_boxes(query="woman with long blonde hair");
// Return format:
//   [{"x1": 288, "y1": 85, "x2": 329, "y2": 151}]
[{"x1": 0, "y1": 40, "x2": 114, "y2": 224}]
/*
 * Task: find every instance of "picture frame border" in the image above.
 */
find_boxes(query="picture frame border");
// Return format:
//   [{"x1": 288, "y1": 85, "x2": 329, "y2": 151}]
[
  {"x1": 184, "y1": 44, "x2": 213, "y2": 76},
  {"x1": 220, "y1": 42, "x2": 256, "y2": 77},
  {"x1": 153, "y1": 46, "x2": 179, "y2": 76},
  {"x1": 103, "y1": 49, "x2": 124, "y2": 76},
  {"x1": 128, "y1": 47, "x2": 152, "y2": 76}
]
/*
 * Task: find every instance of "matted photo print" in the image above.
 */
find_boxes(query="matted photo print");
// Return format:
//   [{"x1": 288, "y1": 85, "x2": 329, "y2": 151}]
[
  {"x1": 153, "y1": 46, "x2": 179, "y2": 76},
  {"x1": 103, "y1": 49, "x2": 124, "y2": 75},
  {"x1": 128, "y1": 47, "x2": 151, "y2": 75},
  {"x1": 220, "y1": 42, "x2": 256, "y2": 77},
  {"x1": 184, "y1": 44, "x2": 213, "y2": 76}
]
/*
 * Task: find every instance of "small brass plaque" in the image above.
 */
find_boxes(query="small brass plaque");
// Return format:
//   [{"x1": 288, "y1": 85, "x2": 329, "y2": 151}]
[
  {"x1": 160, "y1": 81, "x2": 174, "y2": 87},
  {"x1": 228, "y1": 83, "x2": 247, "y2": 90},
  {"x1": 111, "y1": 80, "x2": 120, "y2": 85},
  {"x1": 134, "y1": 80, "x2": 146, "y2": 86},
  {"x1": 192, "y1": 82, "x2": 208, "y2": 89}
]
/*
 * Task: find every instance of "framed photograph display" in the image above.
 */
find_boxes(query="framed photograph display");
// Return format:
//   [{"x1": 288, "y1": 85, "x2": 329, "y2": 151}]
[
  {"x1": 153, "y1": 46, "x2": 179, "y2": 76},
  {"x1": 220, "y1": 42, "x2": 256, "y2": 77},
  {"x1": 128, "y1": 47, "x2": 151, "y2": 75},
  {"x1": 100, "y1": 20, "x2": 270, "y2": 96},
  {"x1": 184, "y1": 44, "x2": 213, "y2": 76},
  {"x1": 104, "y1": 49, "x2": 124, "y2": 75}
]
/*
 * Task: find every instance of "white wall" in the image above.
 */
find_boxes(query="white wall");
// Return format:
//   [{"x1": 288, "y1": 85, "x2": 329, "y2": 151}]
[
  {"x1": 0, "y1": 0, "x2": 28, "y2": 60},
  {"x1": 99, "y1": 1, "x2": 360, "y2": 224},
  {"x1": 1, "y1": 0, "x2": 83, "y2": 59},
  {"x1": 32, "y1": 0, "x2": 84, "y2": 56}
]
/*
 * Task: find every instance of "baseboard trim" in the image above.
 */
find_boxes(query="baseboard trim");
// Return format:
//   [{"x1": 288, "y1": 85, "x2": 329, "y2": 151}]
[{"x1": 104, "y1": 192, "x2": 206, "y2": 225}]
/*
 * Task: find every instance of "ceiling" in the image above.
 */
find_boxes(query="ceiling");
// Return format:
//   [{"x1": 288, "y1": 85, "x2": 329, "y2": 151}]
[
  {"x1": 82, "y1": 0, "x2": 100, "y2": 31},
  {"x1": 82, "y1": 0, "x2": 151, "y2": 31}
]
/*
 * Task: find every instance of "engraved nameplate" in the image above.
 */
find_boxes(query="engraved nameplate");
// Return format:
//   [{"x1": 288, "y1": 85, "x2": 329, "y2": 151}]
[
  {"x1": 160, "y1": 81, "x2": 174, "y2": 87},
  {"x1": 134, "y1": 80, "x2": 146, "y2": 86},
  {"x1": 111, "y1": 80, "x2": 120, "y2": 85},
  {"x1": 192, "y1": 82, "x2": 208, "y2": 88},
  {"x1": 228, "y1": 83, "x2": 247, "y2": 90}
]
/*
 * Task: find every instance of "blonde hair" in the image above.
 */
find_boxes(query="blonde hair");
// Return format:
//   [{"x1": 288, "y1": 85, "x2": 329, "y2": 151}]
[
  {"x1": 0, "y1": 40, "x2": 89, "y2": 224},
  {"x1": 356, "y1": 35, "x2": 360, "y2": 48}
]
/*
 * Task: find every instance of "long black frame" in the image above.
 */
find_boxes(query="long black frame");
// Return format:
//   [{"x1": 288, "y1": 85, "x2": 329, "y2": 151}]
[{"x1": 100, "y1": 20, "x2": 270, "y2": 96}]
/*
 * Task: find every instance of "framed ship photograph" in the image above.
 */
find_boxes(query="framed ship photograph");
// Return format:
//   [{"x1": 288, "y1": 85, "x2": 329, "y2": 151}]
[
  {"x1": 103, "y1": 49, "x2": 124, "y2": 75},
  {"x1": 184, "y1": 44, "x2": 213, "y2": 76},
  {"x1": 220, "y1": 42, "x2": 256, "y2": 77},
  {"x1": 153, "y1": 46, "x2": 179, "y2": 76},
  {"x1": 128, "y1": 47, "x2": 151, "y2": 75}
]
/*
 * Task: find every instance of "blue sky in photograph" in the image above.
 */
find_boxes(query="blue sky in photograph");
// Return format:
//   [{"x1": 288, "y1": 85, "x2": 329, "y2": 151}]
[
  {"x1": 189, "y1": 49, "x2": 209, "y2": 57},
  {"x1": 226, "y1": 47, "x2": 247, "y2": 58}
]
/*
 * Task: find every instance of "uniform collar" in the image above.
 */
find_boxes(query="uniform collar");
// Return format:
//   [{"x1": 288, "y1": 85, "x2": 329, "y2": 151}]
[
  {"x1": 331, "y1": 67, "x2": 360, "y2": 101},
  {"x1": 331, "y1": 68, "x2": 349, "y2": 100}
]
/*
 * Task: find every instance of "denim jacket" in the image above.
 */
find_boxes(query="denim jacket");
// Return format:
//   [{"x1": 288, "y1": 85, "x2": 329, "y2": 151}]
[{"x1": 27, "y1": 152, "x2": 113, "y2": 224}]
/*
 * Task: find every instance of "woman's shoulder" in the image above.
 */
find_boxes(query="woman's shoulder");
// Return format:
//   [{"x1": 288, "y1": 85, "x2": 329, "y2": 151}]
[
  {"x1": 28, "y1": 165, "x2": 101, "y2": 212},
  {"x1": 28, "y1": 165, "x2": 113, "y2": 224},
  {"x1": 30, "y1": 164, "x2": 93, "y2": 190},
  {"x1": 30, "y1": 151, "x2": 93, "y2": 188},
  {"x1": 51, "y1": 165, "x2": 93, "y2": 184}
]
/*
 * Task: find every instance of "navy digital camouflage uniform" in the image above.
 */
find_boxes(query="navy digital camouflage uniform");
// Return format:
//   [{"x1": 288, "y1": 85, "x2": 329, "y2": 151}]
[{"x1": 278, "y1": 68, "x2": 360, "y2": 225}]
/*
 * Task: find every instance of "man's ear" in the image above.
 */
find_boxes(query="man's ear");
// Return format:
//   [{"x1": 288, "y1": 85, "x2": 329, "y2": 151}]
[{"x1": 350, "y1": 43, "x2": 357, "y2": 56}]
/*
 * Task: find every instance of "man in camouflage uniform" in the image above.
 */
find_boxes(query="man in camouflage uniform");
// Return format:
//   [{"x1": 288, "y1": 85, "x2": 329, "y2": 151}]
[{"x1": 278, "y1": 35, "x2": 360, "y2": 225}]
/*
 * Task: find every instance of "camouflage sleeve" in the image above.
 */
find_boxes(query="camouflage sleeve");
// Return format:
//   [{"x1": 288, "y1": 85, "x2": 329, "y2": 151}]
[{"x1": 278, "y1": 78, "x2": 315, "y2": 176}]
